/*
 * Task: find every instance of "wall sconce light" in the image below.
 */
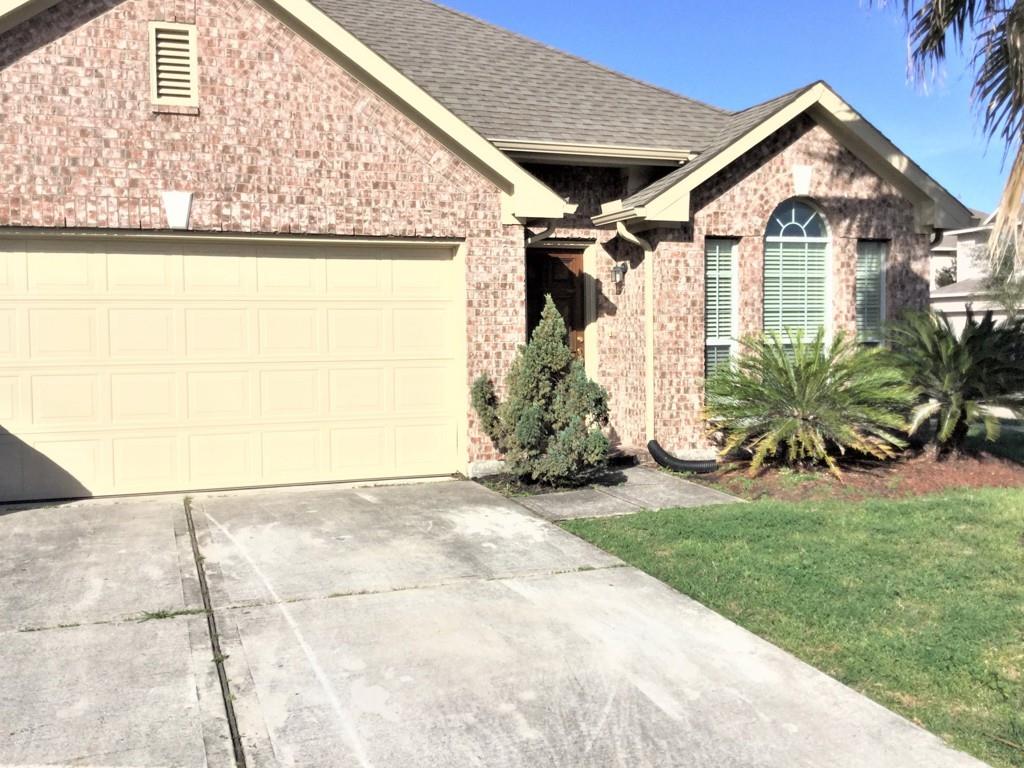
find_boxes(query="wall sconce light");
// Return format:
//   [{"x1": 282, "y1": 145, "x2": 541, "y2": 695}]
[{"x1": 611, "y1": 262, "x2": 628, "y2": 293}]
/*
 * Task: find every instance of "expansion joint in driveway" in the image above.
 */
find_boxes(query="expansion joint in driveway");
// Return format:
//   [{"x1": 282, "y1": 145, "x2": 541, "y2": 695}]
[{"x1": 183, "y1": 496, "x2": 247, "y2": 768}]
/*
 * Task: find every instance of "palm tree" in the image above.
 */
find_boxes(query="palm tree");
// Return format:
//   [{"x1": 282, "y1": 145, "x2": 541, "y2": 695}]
[{"x1": 888, "y1": 1, "x2": 1023, "y2": 267}]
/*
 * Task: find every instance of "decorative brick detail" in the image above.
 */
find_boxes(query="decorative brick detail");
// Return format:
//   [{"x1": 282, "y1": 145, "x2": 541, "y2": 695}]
[
  {"x1": 653, "y1": 116, "x2": 930, "y2": 453},
  {"x1": 0, "y1": 0, "x2": 524, "y2": 463}
]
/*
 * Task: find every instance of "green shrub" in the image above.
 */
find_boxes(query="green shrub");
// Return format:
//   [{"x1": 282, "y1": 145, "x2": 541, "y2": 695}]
[
  {"x1": 705, "y1": 329, "x2": 915, "y2": 477},
  {"x1": 887, "y1": 309, "x2": 1024, "y2": 454},
  {"x1": 471, "y1": 296, "x2": 610, "y2": 485}
]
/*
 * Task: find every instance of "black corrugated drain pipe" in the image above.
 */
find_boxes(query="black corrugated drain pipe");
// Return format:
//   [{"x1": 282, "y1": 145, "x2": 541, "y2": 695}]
[{"x1": 647, "y1": 440, "x2": 720, "y2": 474}]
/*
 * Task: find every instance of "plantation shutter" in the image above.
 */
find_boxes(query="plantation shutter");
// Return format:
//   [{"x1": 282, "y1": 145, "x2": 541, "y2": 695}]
[
  {"x1": 856, "y1": 241, "x2": 886, "y2": 344},
  {"x1": 150, "y1": 23, "x2": 198, "y2": 106},
  {"x1": 705, "y1": 238, "x2": 737, "y2": 377},
  {"x1": 763, "y1": 240, "x2": 827, "y2": 338}
]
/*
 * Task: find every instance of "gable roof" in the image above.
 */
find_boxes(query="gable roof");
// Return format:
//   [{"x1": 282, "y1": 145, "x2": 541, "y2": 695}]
[
  {"x1": 595, "y1": 81, "x2": 974, "y2": 231},
  {"x1": 310, "y1": 0, "x2": 731, "y2": 151}
]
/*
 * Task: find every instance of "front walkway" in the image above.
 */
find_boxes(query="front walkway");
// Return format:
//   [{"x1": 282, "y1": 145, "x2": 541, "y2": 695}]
[{"x1": 516, "y1": 465, "x2": 739, "y2": 521}]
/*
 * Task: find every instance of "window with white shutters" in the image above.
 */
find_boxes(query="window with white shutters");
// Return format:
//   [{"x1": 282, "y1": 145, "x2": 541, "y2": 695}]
[
  {"x1": 705, "y1": 238, "x2": 738, "y2": 378},
  {"x1": 763, "y1": 200, "x2": 829, "y2": 339},
  {"x1": 856, "y1": 240, "x2": 887, "y2": 344},
  {"x1": 149, "y1": 23, "x2": 199, "y2": 107}
]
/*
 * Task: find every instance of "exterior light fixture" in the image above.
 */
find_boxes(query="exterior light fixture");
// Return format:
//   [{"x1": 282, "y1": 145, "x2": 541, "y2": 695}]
[{"x1": 611, "y1": 261, "x2": 628, "y2": 293}]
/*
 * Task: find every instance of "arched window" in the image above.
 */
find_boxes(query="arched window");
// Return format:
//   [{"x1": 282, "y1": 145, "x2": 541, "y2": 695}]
[{"x1": 763, "y1": 199, "x2": 828, "y2": 337}]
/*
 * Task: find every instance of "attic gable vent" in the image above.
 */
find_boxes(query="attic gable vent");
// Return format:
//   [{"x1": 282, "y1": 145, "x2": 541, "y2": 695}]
[{"x1": 149, "y1": 22, "x2": 198, "y2": 107}]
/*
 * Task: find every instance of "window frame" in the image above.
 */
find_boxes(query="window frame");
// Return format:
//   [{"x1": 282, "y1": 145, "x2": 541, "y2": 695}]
[
  {"x1": 763, "y1": 199, "x2": 832, "y2": 342},
  {"x1": 855, "y1": 239, "x2": 888, "y2": 345},
  {"x1": 704, "y1": 237, "x2": 739, "y2": 379},
  {"x1": 149, "y1": 21, "x2": 200, "y2": 108}
]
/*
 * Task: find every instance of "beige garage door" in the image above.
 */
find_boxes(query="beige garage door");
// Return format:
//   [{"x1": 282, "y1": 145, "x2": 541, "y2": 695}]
[{"x1": 0, "y1": 237, "x2": 464, "y2": 501}]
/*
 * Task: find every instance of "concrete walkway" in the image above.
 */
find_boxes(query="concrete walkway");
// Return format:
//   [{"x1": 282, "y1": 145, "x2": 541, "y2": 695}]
[
  {"x1": 516, "y1": 465, "x2": 739, "y2": 521},
  {"x1": 1, "y1": 480, "x2": 988, "y2": 768}
]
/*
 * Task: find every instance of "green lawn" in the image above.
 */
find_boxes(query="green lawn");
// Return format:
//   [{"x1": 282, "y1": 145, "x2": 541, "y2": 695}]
[{"x1": 564, "y1": 488, "x2": 1024, "y2": 767}]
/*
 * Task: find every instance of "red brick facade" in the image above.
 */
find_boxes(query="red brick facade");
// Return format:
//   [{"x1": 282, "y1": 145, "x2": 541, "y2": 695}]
[
  {"x1": 1, "y1": 1, "x2": 932, "y2": 470},
  {"x1": 651, "y1": 116, "x2": 930, "y2": 453}
]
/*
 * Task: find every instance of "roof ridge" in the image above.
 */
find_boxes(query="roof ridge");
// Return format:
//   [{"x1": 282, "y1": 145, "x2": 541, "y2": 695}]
[{"x1": 416, "y1": 0, "x2": 731, "y2": 117}]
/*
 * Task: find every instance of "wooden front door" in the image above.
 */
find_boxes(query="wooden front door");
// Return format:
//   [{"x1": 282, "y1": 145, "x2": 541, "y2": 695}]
[{"x1": 527, "y1": 250, "x2": 585, "y2": 359}]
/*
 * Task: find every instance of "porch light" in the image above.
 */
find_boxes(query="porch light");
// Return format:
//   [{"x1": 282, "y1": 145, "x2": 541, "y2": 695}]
[{"x1": 611, "y1": 261, "x2": 628, "y2": 292}]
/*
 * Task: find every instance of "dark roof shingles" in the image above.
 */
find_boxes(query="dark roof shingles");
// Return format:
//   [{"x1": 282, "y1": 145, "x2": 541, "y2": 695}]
[
  {"x1": 622, "y1": 83, "x2": 818, "y2": 208},
  {"x1": 310, "y1": 0, "x2": 731, "y2": 149}
]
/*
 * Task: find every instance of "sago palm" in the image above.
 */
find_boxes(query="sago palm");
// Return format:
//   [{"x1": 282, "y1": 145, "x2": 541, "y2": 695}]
[
  {"x1": 705, "y1": 329, "x2": 915, "y2": 477},
  {"x1": 887, "y1": 309, "x2": 1024, "y2": 454}
]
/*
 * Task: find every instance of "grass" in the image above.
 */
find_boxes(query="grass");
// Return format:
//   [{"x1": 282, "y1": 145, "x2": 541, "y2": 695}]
[{"x1": 564, "y1": 488, "x2": 1024, "y2": 767}]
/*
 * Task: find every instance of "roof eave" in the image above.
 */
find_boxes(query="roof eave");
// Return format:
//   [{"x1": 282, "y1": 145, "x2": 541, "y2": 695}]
[{"x1": 613, "y1": 82, "x2": 974, "y2": 232}]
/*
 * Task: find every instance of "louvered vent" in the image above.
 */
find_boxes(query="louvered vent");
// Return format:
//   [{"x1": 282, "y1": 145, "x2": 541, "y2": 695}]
[{"x1": 149, "y1": 23, "x2": 198, "y2": 106}]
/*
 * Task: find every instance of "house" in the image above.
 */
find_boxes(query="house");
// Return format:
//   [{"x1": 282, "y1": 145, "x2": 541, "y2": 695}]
[
  {"x1": 929, "y1": 208, "x2": 991, "y2": 289},
  {"x1": 928, "y1": 210, "x2": 1013, "y2": 332},
  {"x1": 0, "y1": 0, "x2": 973, "y2": 502}
]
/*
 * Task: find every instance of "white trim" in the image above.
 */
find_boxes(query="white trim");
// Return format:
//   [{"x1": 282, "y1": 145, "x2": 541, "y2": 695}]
[{"x1": 596, "y1": 82, "x2": 973, "y2": 231}]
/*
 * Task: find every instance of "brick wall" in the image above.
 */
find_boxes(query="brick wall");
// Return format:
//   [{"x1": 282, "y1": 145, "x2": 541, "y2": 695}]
[
  {"x1": 0, "y1": 0, "x2": 525, "y2": 463},
  {"x1": 653, "y1": 116, "x2": 930, "y2": 453}
]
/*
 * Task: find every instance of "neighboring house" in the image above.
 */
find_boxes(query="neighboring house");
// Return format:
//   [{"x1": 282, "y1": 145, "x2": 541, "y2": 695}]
[
  {"x1": 928, "y1": 211, "x2": 1011, "y2": 332},
  {"x1": 928, "y1": 209, "x2": 991, "y2": 290},
  {"x1": 0, "y1": 0, "x2": 972, "y2": 502}
]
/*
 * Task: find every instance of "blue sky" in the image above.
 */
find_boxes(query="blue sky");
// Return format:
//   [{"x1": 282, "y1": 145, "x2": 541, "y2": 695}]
[{"x1": 441, "y1": 0, "x2": 1008, "y2": 213}]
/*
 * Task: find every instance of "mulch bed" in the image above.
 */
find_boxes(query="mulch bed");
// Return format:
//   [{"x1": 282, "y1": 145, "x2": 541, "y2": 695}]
[{"x1": 689, "y1": 452, "x2": 1024, "y2": 503}]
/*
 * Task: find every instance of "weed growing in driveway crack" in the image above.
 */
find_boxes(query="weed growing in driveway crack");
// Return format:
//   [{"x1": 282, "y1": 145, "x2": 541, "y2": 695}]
[{"x1": 137, "y1": 607, "x2": 208, "y2": 622}]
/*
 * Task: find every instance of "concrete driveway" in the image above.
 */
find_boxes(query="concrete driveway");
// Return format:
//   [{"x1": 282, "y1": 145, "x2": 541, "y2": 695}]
[{"x1": 2, "y1": 480, "x2": 987, "y2": 767}]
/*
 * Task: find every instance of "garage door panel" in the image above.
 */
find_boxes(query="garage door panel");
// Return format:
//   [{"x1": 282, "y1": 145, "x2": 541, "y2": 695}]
[
  {"x1": 330, "y1": 426, "x2": 392, "y2": 476},
  {"x1": 0, "y1": 310, "x2": 16, "y2": 358},
  {"x1": 328, "y1": 308, "x2": 385, "y2": 356},
  {"x1": 325, "y1": 254, "x2": 389, "y2": 295},
  {"x1": 393, "y1": 307, "x2": 450, "y2": 356},
  {"x1": 258, "y1": 308, "x2": 319, "y2": 356},
  {"x1": 112, "y1": 435, "x2": 179, "y2": 490},
  {"x1": 183, "y1": 250, "x2": 253, "y2": 294},
  {"x1": 395, "y1": 422, "x2": 458, "y2": 474},
  {"x1": 256, "y1": 252, "x2": 324, "y2": 295},
  {"x1": 111, "y1": 373, "x2": 178, "y2": 423},
  {"x1": 26, "y1": 245, "x2": 103, "y2": 294},
  {"x1": 189, "y1": 432, "x2": 255, "y2": 486},
  {"x1": 29, "y1": 308, "x2": 100, "y2": 359},
  {"x1": 394, "y1": 366, "x2": 451, "y2": 413},
  {"x1": 106, "y1": 249, "x2": 179, "y2": 294},
  {"x1": 261, "y1": 430, "x2": 323, "y2": 481},
  {"x1": 187, "y1": 371, "x2": 252, "y2": 421},
  {"x1": 25, "y1": 437, "x2": 105, "y2": 494},
  {"x1": 0, "y1": 245, "x2": 27, "y2": 293},
  {"x1": 328, "y1": 367, "x2": 390, "y2": 415},
  {"x1": 0, "y1": 377, "x2": 17, "y2": 421},
  {"x1": 109, "y1": 308, "x2": 177, "y2": 358},
  {"x1": 0, "y1": 239, "x2": 463, "y2": 500},
  {"x1": 185, "y1": 308, "x2": 250, "y2": 358},
  {"x1": 260, "y1": 369, "x2": 320, "y2": 419},
  {"x1": 31, "y1": 374, "x2": 102, "y2": 426}
]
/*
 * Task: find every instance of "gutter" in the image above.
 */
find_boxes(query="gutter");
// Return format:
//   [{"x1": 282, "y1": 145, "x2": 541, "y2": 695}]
[{"x1": 615, "y1": 221, "x2": 722, "y2": 474}]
